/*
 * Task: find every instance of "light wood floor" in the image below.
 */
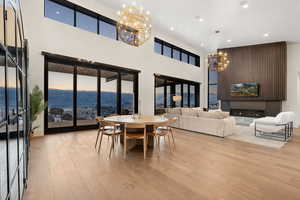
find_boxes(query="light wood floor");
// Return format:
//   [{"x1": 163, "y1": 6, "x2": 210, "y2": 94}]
[{"x1": 25, "y1": 128, "x2": 300, "y2": 200}]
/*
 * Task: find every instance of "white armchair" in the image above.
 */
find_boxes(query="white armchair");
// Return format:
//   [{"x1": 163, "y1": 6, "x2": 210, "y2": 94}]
[{"x1": 250, "y1": 112, "x2": 295, "y2": 141}]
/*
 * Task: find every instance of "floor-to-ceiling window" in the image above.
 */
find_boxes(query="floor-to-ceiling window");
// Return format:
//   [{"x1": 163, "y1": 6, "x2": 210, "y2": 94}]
[
  {"x1": 0, "y1": 1, "x2": 29, "y2": 199},
  {"x1": 175, "y1": 84, "x2": 182, "y2": 107},
  {"x1": 154, "y1": 75, "x2": 200, "y2": 114},
  {"x1": 48, "y1": 62, "x2": 74, "y2": 128},
  {"x1": 183, "y1": 84, "x2": 189, "y2": 107},
  {"x1": 208, "y1": 69, "x2": 219, "y2": 110},
  {"x1": 100, "y1": 70, "x2": 118, "y2": 116},
  {"x1": 44, "y1": 55, "x2": 139, "y2": 133},
  {"x1": 121, "y1": 73, "x2": 136, "y2": 115},
  {"x1": 155, "y1": 77, "x2": 165, "y2": 110},
  {"x1": 77, "y1": 67, "x2": 97, "y2": 126}
]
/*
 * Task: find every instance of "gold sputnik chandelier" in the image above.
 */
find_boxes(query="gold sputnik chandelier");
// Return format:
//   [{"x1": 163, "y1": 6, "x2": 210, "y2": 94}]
[
  {"x1": 207, "y1": 51, "x2": 230, "y2": 72},
  {"x1": 117, "y1": 3, "x2": 152, "y2": 46}
]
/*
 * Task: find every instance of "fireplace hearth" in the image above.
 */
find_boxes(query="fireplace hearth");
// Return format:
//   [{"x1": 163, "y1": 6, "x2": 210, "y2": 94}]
[{"x1": 230, "y1": 109, "x2": 265, "y2": 118}]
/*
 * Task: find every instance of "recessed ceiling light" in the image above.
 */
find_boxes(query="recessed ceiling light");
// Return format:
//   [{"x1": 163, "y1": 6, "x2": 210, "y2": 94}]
[
  {"x1": 264, "y1": 33, "x2": 269, "y2": 37},
  {"x1": 200, "y1": 43, "x2": 204, "y2": 47},
  {"x1": 56, "y1": 11, "x2": 60, "y2": 15},
  {"x1": 227, "y1": 39, "x2": 232, "y2": 42},
  {"x1": 170, "y1": 27, "x2": 174, "y2": 31},
  {"x1": 240, "y1": 1, "x2": 249, "y2": 8},
  {"x1": 195, "y1": 16, "x2": 204, "y2": 22},
  {"x1": 122, "y1": 4, "x2": 126, "y2": 8}
]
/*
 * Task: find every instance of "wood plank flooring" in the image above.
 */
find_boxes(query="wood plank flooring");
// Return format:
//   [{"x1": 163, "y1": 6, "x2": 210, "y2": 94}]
[{"x1": 24, "y1": 128, "x2": 300, "y2": 200}]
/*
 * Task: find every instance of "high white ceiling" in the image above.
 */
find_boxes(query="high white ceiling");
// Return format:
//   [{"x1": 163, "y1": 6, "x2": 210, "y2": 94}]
[{"x1": 100, "y1": 0, "x2": 300, "y2": 52}]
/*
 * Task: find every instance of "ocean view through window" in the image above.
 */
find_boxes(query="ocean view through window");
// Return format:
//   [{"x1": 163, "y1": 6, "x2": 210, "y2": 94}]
[{"x1": 44, "y1": 54, "x2": 139, "y2": 133}]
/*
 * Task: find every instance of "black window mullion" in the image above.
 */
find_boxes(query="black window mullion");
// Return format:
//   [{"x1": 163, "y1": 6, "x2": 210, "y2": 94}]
[
  {"x1": 171, "y1": 83, "x2": 175, "y2": 108},
  {"x1": 4, "y1": 50, "x2": 10, "y2": 199},
  {"x1": 97, "y1": 17, "x2": 100, "y2": 35},
  {"x1": 188, "y1": 84, "x2": 190, "y2": 107},
  {"x1": 117, "y1": 72, "x2": 121, "y2": 114},
  {"x1": 180, "y1": 49, "x2": 182, "y2": 61},
  {"x1": 97, "y1": 70, "x2": 100, "y2": 116},
  {"x1": 73, "y1": 7, "x2": 76, "y2": 27},
  {"x1": 15, "y1": 56, "x2": 21, "y2": 200},
  {"x1": 134, "y1": 73, "x2": 139, "y2": 114},
  {"x1": 73, "y1": 66, "x2": 77, "y2": 128},
  {"x1": 164, "y1": 80, "x2": 167, "y2": 108},
  {"x1": 181, "y1": 83, "x2": 183, "y2": 107},
  {"x1": 116, "y1": 23, "x2": 119, "y2": 41},
  {"x1": 196, "y1": 84, "x2": 200, "y2": 107},
  {"x1": 161, "y1": 41, "x2": 164, "y2": 55},
  {"x1": 44, "y1": 56, "x2": 49, "y2": 131}
]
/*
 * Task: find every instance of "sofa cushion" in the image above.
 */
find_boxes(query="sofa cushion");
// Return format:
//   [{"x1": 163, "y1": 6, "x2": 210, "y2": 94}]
[
  {"x1": 167, "y1": 107, "x2": 182, "y2": 115},
  {"x1": 198, "y1": 111, "x2": 225, "y2": 119},
  {"x1": 192, "y1": 107, "x2": 203, "y2": 111},
  {"x1": 181, "y1": 108, "x2": 199, "y2": 117},
  {"x1": 209, "y1": 110, "x2": 230, "y2": 118}
]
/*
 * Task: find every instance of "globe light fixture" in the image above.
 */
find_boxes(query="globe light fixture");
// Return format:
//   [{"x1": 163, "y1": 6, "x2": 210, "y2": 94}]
[
  {"x1": 208, "y1": 51, "x2": 230, "y2": 72},
  {"x1": 117, "y1": 3, "x2": 152, "y2": 46}
]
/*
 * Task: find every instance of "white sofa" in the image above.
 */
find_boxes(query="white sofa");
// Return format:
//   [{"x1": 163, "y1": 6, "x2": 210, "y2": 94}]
[{"x1": 165, "y1": 108, "x2": 236, "y2": 137}]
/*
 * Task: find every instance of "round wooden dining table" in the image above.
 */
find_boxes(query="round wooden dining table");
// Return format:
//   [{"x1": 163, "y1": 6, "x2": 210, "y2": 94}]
[
  {"x1": 103, "y1": 115, "x2": 169, "y2": 149},
  {"x1": 103, "y1": 114, "x2": 168, "y2": 125}
]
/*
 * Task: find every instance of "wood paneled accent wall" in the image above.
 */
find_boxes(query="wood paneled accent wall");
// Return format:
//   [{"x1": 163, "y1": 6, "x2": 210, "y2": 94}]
[{"x1": 218, "y1": 42, "x2": 287, "y2": 101}]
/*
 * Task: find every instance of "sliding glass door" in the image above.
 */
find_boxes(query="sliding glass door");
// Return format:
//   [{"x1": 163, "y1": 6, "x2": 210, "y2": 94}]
[
  {"x1": 100, "y1": 70, "x2": 118, "y2": 116},
  {"x1": 77, "y1": 67, "x2": 98, "y2": 126},
  {"x1": 45, "y1": 56, "x2": 139, "y2": 133},
  {"x1": 48, "y1": 62, "x2": 74, "y2": 128},
  {"x1": 154, "y1": 75, "x2": 200, "y2": 114},
  {"x1": 121, "y1": 73, "x2": 135, "y2": 115}
]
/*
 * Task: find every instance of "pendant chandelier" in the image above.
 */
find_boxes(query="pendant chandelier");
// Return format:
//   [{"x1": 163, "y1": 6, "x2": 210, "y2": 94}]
[
  {"x1": 117, "y1": 3, "x2": 152, "y2": 46},
  {"x1": 207, "y1": 51, "x2": 230, "y2": 72}
]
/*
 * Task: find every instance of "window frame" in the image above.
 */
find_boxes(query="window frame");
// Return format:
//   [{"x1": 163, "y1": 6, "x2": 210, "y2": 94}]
[
  {"x1": 44, "y1": 0, "x2": 118, "y2": 40},
  {"x1": 44, "y1": 52, "x2": 139, "y2": 134},
  {"x1": 154, "y1": 74, "x2": 200, "y2": 114},
  {"x1": 154, "y1": 38, "x2": 200, "y2": 67},
  {"x1": 208, "y1": 69, "x2": 219, "y2": 110}
]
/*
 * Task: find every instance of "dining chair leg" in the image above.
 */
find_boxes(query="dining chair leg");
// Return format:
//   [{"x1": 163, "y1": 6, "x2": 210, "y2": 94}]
[
  {"x1": 158, "y1": 136, "x2": 161, "y2": 153},
  {"x1": 95, "y1": 129, "x2": 101, "y2": 149},
  {"x1": 143, "y1": 137, "x2": 147, "y2": 160},
  {"x1": 167, "y1": 134, "x2": 172, "y2": 152},
  {"x1": 170, "y1": 128, "x2": 176, "y2": 149},
  {"x1": 97, "y1": 131, "x2": 104, "y2": 153},
  {"x1": 123, "y1": 137, "x2": 127, "y2": 159},
  {"x1": 156, "y1": 136, "x2": 160, "y2": 156},
  {"x1": 109, "y1": 135, "x2": 115, "y2": 159},
  {"x1": 107, "y1": 136, "x2": 111, "y2": 149}
]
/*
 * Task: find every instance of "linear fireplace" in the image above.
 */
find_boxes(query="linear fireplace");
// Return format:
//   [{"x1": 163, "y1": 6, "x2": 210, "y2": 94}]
[
  {"x1": 222, "y1": 101, "x2": 282, "y2": 117},
  {"x1": 230, "y1": 109, "x2": 265, "y2": 118}
]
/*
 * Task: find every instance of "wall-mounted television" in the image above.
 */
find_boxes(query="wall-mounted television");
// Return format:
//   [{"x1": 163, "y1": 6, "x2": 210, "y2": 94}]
[{"x1": 231, "y1": 82, "x2": 259, "y2": 97}]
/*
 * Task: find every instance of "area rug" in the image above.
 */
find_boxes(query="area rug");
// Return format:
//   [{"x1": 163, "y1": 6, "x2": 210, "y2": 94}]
[{"x1": 227, "y1": 125, "x2": 286, "y2": 149}]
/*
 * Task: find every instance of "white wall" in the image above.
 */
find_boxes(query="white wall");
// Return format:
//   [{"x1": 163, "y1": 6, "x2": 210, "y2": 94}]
[
  {"x1": 21, "y1": 0, "x2": 208, "y2": 136},
  {"x1": 282, "y1": 43, "x2": 300, "y2": 127}
]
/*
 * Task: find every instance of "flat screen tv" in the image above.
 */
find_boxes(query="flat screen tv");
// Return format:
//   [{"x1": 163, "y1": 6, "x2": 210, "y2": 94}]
[{"x1": 231, "y1": 82, "x2": 259, "y2": 97}]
